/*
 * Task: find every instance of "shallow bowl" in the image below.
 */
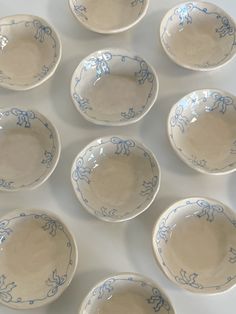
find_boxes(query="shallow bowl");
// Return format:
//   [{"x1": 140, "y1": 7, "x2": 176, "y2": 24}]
[
  {"x1": 0, "y1": 208, "x2": 78, "y2": 309},
  {"x1": 71, "y1": 136, "x2": 160, "y2": 222},
  {"x1": 0, "y1": 14, "x2": 61, "y2": 90},
  {"x1": 160, "y1": 1, "x2": 236, "y2": 71},
  {"x1": 71, "y1": 49, "x2": 159, "y2": 126}
]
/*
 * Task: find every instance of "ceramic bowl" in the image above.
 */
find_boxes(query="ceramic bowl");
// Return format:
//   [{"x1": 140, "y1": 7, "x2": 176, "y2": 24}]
[
  {"x1": 71, "y1": 49, "x2": 159, "y2": 126},
  {"x1": 0, "y1": 14, "x2": 61, "y2": 90},
  {"x1": 152, "y1": 197, "x2": 236, "y2": 294},
  {"x1": 68, "y1": 0, "x2": 149, "y2": 34},
  {"x1": 160, "y1": 1, "x2": 236, "y2": 71},
  {"x1": 0, "y1": 208, "x2": 78, "y2": 309},
  {"x1": 168, "y1": 89, "x2": 236, "y2": 175},
  {"x1": 0, "y1": 107, "x2": 60, "y2": 191},
  {"x1": 78, "y1": 273, "x2": 175, "y2": 314},
  {"x1": 71, "y1": 136, "x2": 160, "y2": 222}
]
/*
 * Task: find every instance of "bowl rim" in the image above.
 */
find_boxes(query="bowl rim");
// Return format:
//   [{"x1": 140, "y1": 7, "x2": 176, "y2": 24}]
[
  {"x1": 0, "y1": 208, "x2": 78, "y2": 309},
  {"x1": 0, "y1": 13, "x2": 62, "y2": 91},
  {"x1": 159, "y1": 0, "x2": 236, "y2": 71},
  {"x1": 0, "y1": 106, "x2": 61, "y2": 191},
  {"x1": 152, "y1": 196, "x2": 236, "y2": 294},
  {"x1": 167, "y1": 88, "x2": 236, "y2": 175},
  {"x1": 68, "y1": 0, "x2": 150, "y2": 34},
  {"x1": 70, "y1": 47, "x2": 159, "y2": 126},
  {"x1": 70, "y1": 135, "x2": 161, "y2": 222}
]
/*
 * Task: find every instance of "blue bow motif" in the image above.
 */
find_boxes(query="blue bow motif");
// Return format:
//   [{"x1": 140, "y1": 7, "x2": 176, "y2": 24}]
[
  {"x1": 170, "y1": 104, "x2": 189, "y2": 133},
  {"x1": 0, "y1": 275, "x2": 16, "y2": 303},
  {"x1": 0, "y1": 220, "x2": 12, "y2": 243},
  {"x1": 33, "y1": 20, "x2": 52, "y2": 43},
  {"x1": 147, "y1": 288, "x2": 170, "y2": 312},
  {"x1": 74, "y1": 4, "x2": 88, "y2": 20},
  {"x1": 196, "y1": 200, "x2": 224, "y2": 222},
  {"x1": 84, "y1": 53, "x2": 112, "y2": 79},
  {"x1": 135, "y1": 60, "x2": 154, "y2": 84},
  {"x1": 175, "y1": 269, "x2": 203, "y2": 289},
  {"x1": 93, "y1": 279, "x2": 115, "y2": 299},
  {"x1": 216, "y1": 16, "x2": 234, "y2": 38},
  {"x1": 46, "y1": 270, "x2": 67, "y2": 297},
  {"x1": 72, "y1": 157, "x2": 91, "y2": 184},
  {"x1": 11, "y1": 108, "x2": 35, "y2": 128},
  {"x1": 111, "y1": 137, "x2": 135, "y2": 156},
  {"x1": 207, "y1": 92, "x2": 234, "y2": 113},
  {"x1": 174, "y1": 3, "x2": 194, "y2": 26},
  {"x1": 131, "y1": 0, "x2": 144, "y2": 7}
]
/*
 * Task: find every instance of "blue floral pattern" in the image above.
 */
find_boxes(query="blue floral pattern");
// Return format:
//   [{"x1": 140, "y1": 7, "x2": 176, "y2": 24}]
[{"x1": 111, "y1": 137, "x2": 135, "y2": 156}]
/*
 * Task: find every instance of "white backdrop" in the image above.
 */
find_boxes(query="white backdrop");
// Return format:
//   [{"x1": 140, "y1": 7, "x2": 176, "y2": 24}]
[{"x1": 0, "y1": 0, "x2": 236, "y2": 313}]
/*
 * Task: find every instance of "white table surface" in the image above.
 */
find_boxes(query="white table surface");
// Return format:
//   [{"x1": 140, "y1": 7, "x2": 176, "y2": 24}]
[{"x1": 0, "y1": 0, "x2": 236, "y2": 313}]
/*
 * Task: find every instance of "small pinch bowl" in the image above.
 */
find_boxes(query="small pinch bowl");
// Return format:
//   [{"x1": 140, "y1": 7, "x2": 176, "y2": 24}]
[
  {"x1": 160, "y1": 1, "x2": 236, "y2": 71},
  {"x1": 0, "y1": 208, "x2": 78, "y2": 309},
  {"x1": 0, "y1": 107, "x2": 61, "y2": 191},
  {"x1": 168, "y1": 89, "x2": 236, "y2": 175},
  {"x1": 68, "y1": 0, "x2": 149, "y2": 34},
  {"x1": 0, "y1": 14, "x2": 61, "y2": 90},
  {"x1": 78, "y1": 273, "x2": 175, "y2": 314},
  {"x1": 71, "y1": 136, "x2": 161, "y2": 222},
  {"x1": 152, "y1": 197, "x2": 236, "y2": 294},
  {"x1": 71, "y1": 48, "x2": 159, "y2": 126}
]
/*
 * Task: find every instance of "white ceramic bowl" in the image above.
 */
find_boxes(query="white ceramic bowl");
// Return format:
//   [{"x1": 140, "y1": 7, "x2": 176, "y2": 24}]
[
  {"x1": 78, "y1": 273, "x2": 175, "y2": 314},
  {"x1": 0, "y1": 107, "x2": 61, "y2": 191},
  {"x1": 71, "y1": 48, "x2": 159, "y2": 126},
  {"x1": 68, "y1": 0, "x2": 149, "y2": 34},
  {"x1": 71, "y1": 136, "x2": 161, "y2": 222},
  {"x1": 160, "y1": 1, "x2": 236, "y2": 71},
  {"x1": 152, "y1": 197, "x2": 236, "y2": 294},
  {"x1": 0, "y1": 14, "x2": 61, "y2": 90},
  {"x1": 0, "y1": 208, "x2": 78, "y2": 309},
  {"x1": 168, "y1": 89, "x2": 236, "y2": 175}
]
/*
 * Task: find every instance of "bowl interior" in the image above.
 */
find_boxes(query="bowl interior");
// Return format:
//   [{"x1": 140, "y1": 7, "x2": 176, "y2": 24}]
[
  {"x1": 70, "y1": 0, "x2": 147, "y2": 33},
  {"x1": 168, "y1": 90, "x2": 236, "y2": 174},
  {"x1": 161, "y1": 2, "x2": 236, "y2": 69},
  {"x1": 72, "y1": 50, "x2": 157, "y2": 125},
  {"x1": 71, "y1": 137, "x2": 160, "y2": 221},
  {"x1": 0, "y1": 108, "x2": 60, "y2": 190},
  {"x1": 0, "y1": 15, "x2": 60, "y2": 88},
  {"x1": 81, "y1": 274, "x2": 174, "y2": 314},
  {"x1": 0, "y1": 210, "x2": 77, "y2": 309},
  {"x1": 153, "y1": 198, "x2": 236, "y2": 293}
]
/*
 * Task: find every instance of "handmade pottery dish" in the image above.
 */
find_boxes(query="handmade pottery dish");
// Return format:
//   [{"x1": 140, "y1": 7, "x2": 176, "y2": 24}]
[
  {"x1": 152, "y1": 197, "x2": 236, "y2": 294},
  {"x1": 160, "y1": 1, "x2": 236, "y2": 71},
  {"x1": 168, "y1": 89, "x2": 236, "y2": 175},
  {"x1": 68, "y1": 0, "x2": 149, "y2": 34},
  {"x1": 0, "y1": 107, "x2": 60, "y2": 191},
  {"x1": 0, "y1": 208, "x2": 78, "y2": 309},
  {"x1": 71, "y1": 136, "x2": 160, "y2": 222},
  {"x1": 78, "y1": 273, "x2": 175, "y2": 314},
  {"x1": 0, "y1": 14, "x2": 61, "y2": 90},
  {"x1": 71, "y1": 48, "x2": 159, "y2": 126}
]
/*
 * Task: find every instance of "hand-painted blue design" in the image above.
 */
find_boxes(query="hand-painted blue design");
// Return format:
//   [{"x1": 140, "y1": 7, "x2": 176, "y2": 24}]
[
  {"x1": 140, "y1": 176, "x2": 158, "y2": 199},
  {"x1": 34, "y1": 65, "x2": 51, "y2": 81},
  {"x1": 175, "y1": 269, "x2": 203, "y2": 289},
  {"x1": 95, "y1": 207, "x2": 117, "y2": 218},
  {"x1": 121, "y1": 108, "x2": 136, "y2": 119},
  {"x1": 174, "y1": 3, "x2": 194, "y2": 26},
  {"x1": 0, "y1": 179, "x2": 13, "y2": 189},
  {"x1": 93, "y1": 279, "x2": 115, "y2": 299},
  {"x1": 206, "y1": 92, "x2": 234, "y2": 113},
  {"x1": 170, "y1": 104, "x2": 189, "y2": 133},
  {"x1": 73, "y1": 92, "x2": 91, "y2": 112},
  {"x1": 156, "y1": 219, "x2": 170, "y2": 243},
  {"x1": 135, "y1": 60, "x2": 154, "y2": 84},
  {"x1": 190, "y1": 156, "x2": 207, "y2": 168},
  {"x1": 229, "y1": 248, "x2": 236, "y2": 263},
  {"x1": 231, "y1": 141, "x2": 236, "y2": 154},
  {"x1": 72, "y1": 157, "x2": 91, "y2": 184},
  {"x1": 32, "y1": 20, "x2": 52, "y2": 43},
  {"x1": 38, "y1": 214, "x2": 63, "y2": 237},
  {"x1": 196, "y1": 199, "x2": 224, "y2": 222},
  {"x1": 74, "y1": 3, "x2": 88, "y2": 20},
  {"x1": 147, "y1": 288, "x2": 170, "y2": 312},
  {"x1": 111, "y1": 137, "x2": 135, "y2": 156},
  {"x1": 0, "y1": 34, "x2": 8, "y2": 50},
  {"x1": 41, "y1": 151, "x2": 53, "y2": 168},
  {"x1": 84, "y1": 53, "x2": 112, "y2": 79},
  {"x1": 0, "y1": 220, "x2": 12, "y2": 243},
  {"x1": 0, "y1": 275, "x2": 16, "y2": 303},
  {"x1": 216, "y1": 16, "x2": 234, "y2": 38},
  {"x1": 11, "y1": 108, "x2": 35, "y2": 128},
  {"x1": 46, "y1": 269, "x2": 67, "y2": 297},
  {"x1": 131, "y1": 0, "x2": 144, "y2": 6}
]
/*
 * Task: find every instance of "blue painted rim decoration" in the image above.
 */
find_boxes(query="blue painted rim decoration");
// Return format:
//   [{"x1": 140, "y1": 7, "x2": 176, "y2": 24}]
[
  {"x1": 160, "y1": 1, "x2": 236, "y2": 70},
  {"x1": 0, "y1": 210, "x2": 77, "y2": 308},
  {"x1": 153, "y1": 198, "x2": 236, "y2": 293},
  {"x1": 71, "y1": 136, "x2": 160, "y2": 221},
  {"x1": 0, "y1": 107, "x2": 60, "y2": 191},
  {"x1": 168, "y1": 89, "x2": 236, "y2": 174}
]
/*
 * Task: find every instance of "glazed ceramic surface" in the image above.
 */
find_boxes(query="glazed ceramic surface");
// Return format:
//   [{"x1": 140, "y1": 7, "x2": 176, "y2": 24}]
[
  {"x1": 68, "y1": 0, "x2": 149, "y2": 34},
  {"x1": 71, "y1": 49, "x2": 159, "y2": 126},
  {"x1": 71, "y1": 136, "x2": 160, "y2": 222},
  {"x1": 152, "y1": 197, "x2": 236, "y2": 294},
  {"x1": 0, "y1": 209, "x2": 78, "y2": 309},
  {"x1": 79, "y1": 273, "x2": 175, "y2": 314},
  {"x1": 160, "y1": 1, "x2": 236, "y2": 70},
  {"x1": 168, "y1": 89, "x2": 236, "y2": 175},
  {"x1": 0, "y1": 14, "x2": 61, "y2": 90},
  {"x1": 0, "y1": 107, "x2": 60, "y2": 191}
]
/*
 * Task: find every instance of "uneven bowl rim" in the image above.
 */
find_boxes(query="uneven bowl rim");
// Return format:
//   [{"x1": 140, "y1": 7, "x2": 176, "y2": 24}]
[
  {"x1": 68, "y1": 0, "x2": 149, "y2": 34},
  {"x1": 152, "y1": 196, "x2": 236, "y2": 294},
  {"x1": 70, "y1": 135, "x2": 161, "y2": 222},
  {"x1": 0, "y1": 208, "x2": 78, "y2": 310},
  {"x1": 70, "y1": 47, "x2": 159, "y2": 126},
  {"x1": 167, "y1": 88, "x2": 236, "y2": 175},
  {"x1": 0, "y1": 106, "x2": 61, "y2": 191},
  {"x1": 78, "y1": 272, "x2": 175, "y2": 314},
  {"x1": 0, "y1": 13, "x2": 62, "y2": 91},
  {"x1": 159, "y1": 1, "x2": 236, "y2": 71}
]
